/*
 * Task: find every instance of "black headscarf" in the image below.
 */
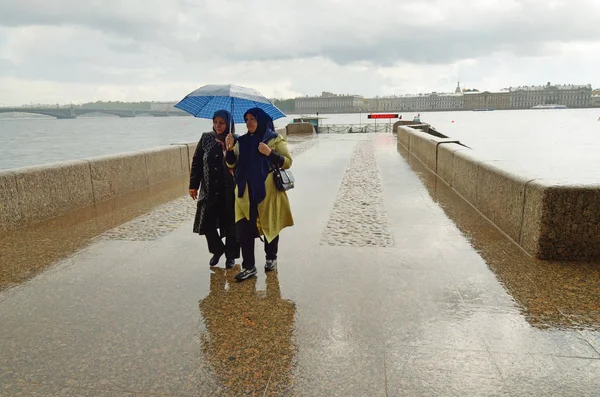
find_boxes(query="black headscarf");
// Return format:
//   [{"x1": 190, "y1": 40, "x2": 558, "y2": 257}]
[
  {"x1": 235, "y1": 108, "x2": 278, "y2": 222},
  {"x1": 212, "y1": 109, "x2": 235, "y2": 142}
]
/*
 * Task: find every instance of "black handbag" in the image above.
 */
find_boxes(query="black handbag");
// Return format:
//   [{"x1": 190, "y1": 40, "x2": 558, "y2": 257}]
[{"x1": 272, "y1": 166, "x2": 295, "y2": 191}]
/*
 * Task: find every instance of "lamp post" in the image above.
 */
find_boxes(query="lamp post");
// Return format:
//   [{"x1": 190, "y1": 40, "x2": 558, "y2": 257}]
[{"x1": 359, "y1": 108, "x2": 362, "y2": 128}]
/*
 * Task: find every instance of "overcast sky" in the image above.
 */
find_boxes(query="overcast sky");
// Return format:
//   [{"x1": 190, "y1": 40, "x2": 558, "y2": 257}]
[{"x1": 1, "y1": 0, "x2": 599, "y2": 105}]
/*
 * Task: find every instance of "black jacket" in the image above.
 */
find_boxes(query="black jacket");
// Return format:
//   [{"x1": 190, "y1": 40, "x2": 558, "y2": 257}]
[{"x1": 190, "y1": 132, "x2": 238, "y2": 235}]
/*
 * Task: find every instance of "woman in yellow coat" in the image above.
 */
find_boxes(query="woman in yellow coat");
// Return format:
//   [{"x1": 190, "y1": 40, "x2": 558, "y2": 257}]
[{"x1": 225, "y1": 108, "x2": 294, "y2": 281}]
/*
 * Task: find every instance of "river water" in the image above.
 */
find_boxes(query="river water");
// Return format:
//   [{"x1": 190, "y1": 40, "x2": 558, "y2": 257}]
[{"x1": 1, "y1": 109, "x2": 599, "y2": 181}]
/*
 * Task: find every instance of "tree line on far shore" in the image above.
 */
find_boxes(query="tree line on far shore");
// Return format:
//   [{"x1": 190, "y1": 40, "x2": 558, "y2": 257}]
[{"x1": 78, "y1": 99, "x2": 296, "y2": 113}]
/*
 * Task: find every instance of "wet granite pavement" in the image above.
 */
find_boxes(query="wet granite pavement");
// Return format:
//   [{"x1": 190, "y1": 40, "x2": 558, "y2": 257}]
[{"x1": 1, "y1": 134, "x2": 599, "y2": 396}]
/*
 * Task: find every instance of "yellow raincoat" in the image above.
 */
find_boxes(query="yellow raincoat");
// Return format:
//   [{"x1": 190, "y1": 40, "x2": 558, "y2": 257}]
[{"x1": 227, "y1": 134, "x2": 294, "y2": 242}]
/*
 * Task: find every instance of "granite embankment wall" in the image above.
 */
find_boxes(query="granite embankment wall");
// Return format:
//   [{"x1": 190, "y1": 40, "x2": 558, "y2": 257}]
[
  {"x1": 396, "y1": 126, "x2": 600, "y2": 261},
  {"x1": 0, "y1": 125, "x2": 306, "y2": 233},
  {"x1": 0, "y1": 142, "x2": 198, "y2": 234}
]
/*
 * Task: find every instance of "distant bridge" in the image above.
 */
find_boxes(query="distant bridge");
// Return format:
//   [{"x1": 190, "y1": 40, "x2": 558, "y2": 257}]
[{"x1": 0, "y1": 107, "x2": 191, "y2": 119}]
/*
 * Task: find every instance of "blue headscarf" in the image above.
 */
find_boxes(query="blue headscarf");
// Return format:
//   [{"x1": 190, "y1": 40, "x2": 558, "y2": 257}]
[
  {"x1": 235, "y1": 108, "x2": 278, "y2": 222},
  {"x1": 212, "y1": 109, "x2": 235, "y2": 138}
]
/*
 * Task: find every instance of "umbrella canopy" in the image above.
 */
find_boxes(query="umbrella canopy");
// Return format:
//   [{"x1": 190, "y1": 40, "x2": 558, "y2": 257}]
[{"x1": 174, "y1": 84, "x2": 286, "y2": 123}]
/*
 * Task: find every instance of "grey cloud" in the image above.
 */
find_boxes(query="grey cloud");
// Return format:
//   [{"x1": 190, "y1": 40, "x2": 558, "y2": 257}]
[
  {"x1": 0, "y1": 58, "x2": 11, "y2": 74},
  {"x1": 3, "y1": 0, "x2": 600, "y2": 68},
  {"x1": 206, "y1": 2, "x2": 600, "y2": 65},
  {"x1": 1, "y1": 56, "x2": 175, "y2": 85},
  {"x1": 0, "y1": 1, "x2": 179, "y2": 42},
  {"x1": 108, "y1": 41, "x2": 147, "y2": 54},
  {"x1": 1, "y1": 0, "x2": 599, "y2": 102},
  {"x1": 199, "y1": 12, "x2": 596, "y2": 70}
]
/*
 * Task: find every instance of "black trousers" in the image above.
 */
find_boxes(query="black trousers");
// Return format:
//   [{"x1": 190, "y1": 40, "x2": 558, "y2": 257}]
[
  {"x1": 237, "y1": 219, "x2": 279, "y2": 270},
  {"x1": 205, "y1": 226, "x2": 239, "y2": 259}
]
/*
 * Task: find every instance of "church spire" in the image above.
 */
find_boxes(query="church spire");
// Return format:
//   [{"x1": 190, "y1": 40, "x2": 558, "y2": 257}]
[{"x1": 455, "y1": 81, "x2": 461, "y2": 94}]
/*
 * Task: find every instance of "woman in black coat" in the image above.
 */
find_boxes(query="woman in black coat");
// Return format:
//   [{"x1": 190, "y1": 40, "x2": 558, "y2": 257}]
[{"x1": 189, "y1": 110, "x2": 240, "y2": 268}]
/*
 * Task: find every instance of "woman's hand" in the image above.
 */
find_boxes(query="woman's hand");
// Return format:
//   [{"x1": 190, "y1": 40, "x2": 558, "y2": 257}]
[
  {"x1": 258, "y1": 142, "x2": 272, "y2": 156},
  {"x1": 225, "y1": 133, "x2": 234, "y2": 151},
  {"x1": 189, "y1": 189, "x2": 198, "y2": 200}
]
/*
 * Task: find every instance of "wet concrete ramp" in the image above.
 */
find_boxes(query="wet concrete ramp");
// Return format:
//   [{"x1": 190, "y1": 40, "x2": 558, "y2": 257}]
[{"x1": 1, "y1": 134, "x2": 599, "y2": 396}]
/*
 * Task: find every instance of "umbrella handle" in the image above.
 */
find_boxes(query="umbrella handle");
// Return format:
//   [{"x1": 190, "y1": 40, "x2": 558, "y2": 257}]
[{"x1": 228, "y1": 97, "x2": 234, "y2": 150}]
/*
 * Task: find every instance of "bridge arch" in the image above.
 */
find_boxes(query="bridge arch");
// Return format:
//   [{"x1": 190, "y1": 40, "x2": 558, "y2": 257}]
[
  {"x1": 0, "y1": 108, "x2": 77, "y2": 119},
  {"x1": 74, "y1": 109, "x2": 135, "y2": 118}
]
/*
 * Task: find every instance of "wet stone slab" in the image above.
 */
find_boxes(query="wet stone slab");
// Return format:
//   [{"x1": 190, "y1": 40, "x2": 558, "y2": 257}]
[
  {"x1": 287, "y1": 136, "x2": 319, "y2": 157},
  {"x1": 2, "y1": 133, "x2": 600, "y2": 396},
  {"x1": 321, "y1": 137, "x2": 394, "y2": 248},
  {"x1": 99, "y1": 196, "x2": 197, "y2": 241}
]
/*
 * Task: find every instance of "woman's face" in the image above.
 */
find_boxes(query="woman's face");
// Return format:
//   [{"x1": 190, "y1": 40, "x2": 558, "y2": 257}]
[
  {"x1": 213, "y1": 117, "x2": 227, "y2": 134},
  {"x1": 245, "y1": 113, "x2": 258, "y2": 133}
]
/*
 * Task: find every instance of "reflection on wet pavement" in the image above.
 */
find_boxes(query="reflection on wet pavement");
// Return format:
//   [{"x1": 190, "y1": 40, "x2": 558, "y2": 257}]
[
  {"x1": 397, "y1": 141, "x2": 600, "y2": 331},
  {"x1": 199, "y1": 268, "x2": 296, "y2": 395},
  {"x1": 0, "y1": 176, "x2": 189, "y2": 291}
]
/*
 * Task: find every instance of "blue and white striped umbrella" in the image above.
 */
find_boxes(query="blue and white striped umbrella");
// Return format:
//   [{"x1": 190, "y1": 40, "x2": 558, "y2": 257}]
[{"x1": 174, "y1": 84, "x2": 286, "y2": 123}]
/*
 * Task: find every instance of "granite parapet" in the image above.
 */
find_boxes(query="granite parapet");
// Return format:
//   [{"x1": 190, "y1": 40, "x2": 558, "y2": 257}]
[
  {"x1": 87, "y1": 151, "x2": 148, "y2": 203},
  {"x1": 15, "y1": 160, "x2": 95, "y2": 226},
  {"x1": 0, "y1": 171, "x2": 22, "y2": 233},
  {"x1": 0, "y1": 143, "x2": 195, "y2": 233},
  {"x1": 287, "y1": 123, "x2": 316, "y2": 135},
  {"x1": 522, "y1": 179, "x2": 600, "y2": 260},
  {"x1": 399, "y1": 126, "x2": 600, "y2": 261}
]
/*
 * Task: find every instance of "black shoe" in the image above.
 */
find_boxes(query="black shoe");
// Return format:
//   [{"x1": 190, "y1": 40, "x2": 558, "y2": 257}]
[
  {"x1": 225, "y1": 258, "x2": 235, "y2": 269},
  {"x1": 209, "y1": 253, "x2": 222, "y2": 267},
  {"x1": 234, "y1": 267, "x2": 257, "y2": 281},
  {"x1": 265, "y1": 259, "x2": 277, "y2": 272}
]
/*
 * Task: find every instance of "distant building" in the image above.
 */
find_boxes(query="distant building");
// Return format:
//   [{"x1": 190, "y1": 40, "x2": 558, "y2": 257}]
[
  {"x1": 295, "y1": 92, "x2": 365, "y2": 113},
  {"x1": 401, "y1": 94, "x2": 430, "y2": 111},
  {"x1": 150, "y1": 102, "x2": 185, "y2": 112},
  {"x1": 430, "y1": 93, "x2": 464, "y2": 110},
  {"x1": 592, "y1": 89, "x2": 600, "y2": 107},
  {"x1": 463, "y1": 92, "x2": 485, "y2": 110},
  {"x1": 490, "y1": 91, "x2": 511, "y2": 109},
  {"x1": 463, "y1": 91, "x2": 510, "y2": 110},
  {"x1": 367, "y1": 96, "x2": 411, "y2": 112},
  {"x1": 509, "y1": 83, "x2": 591, "y2": 109},
  {"x1": 294, "y1": 82, "x2": 594, "y2": 114},
  {"x1": 366, "y1": 93, "x2": 463, "y2": 112}
]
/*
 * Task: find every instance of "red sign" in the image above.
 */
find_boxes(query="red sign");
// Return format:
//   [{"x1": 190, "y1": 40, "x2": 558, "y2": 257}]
[{"x1": 367, "y1": 113, "x2": 398, "y2": 119}]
